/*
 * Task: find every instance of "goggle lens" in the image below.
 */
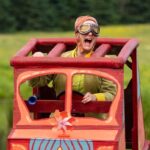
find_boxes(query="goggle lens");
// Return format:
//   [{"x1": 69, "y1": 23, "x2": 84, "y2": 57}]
[
  {"x1": 93, "y1": 26, "x2": 99, "y2": 34},
  {"x1": 80, "y1": 25, "x2": 91, "y2": 33}
]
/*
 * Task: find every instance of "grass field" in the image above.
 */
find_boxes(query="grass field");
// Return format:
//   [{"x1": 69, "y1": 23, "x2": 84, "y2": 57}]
[{"x1": 0, "y1": 24, "x2": 150, "y2": 149}]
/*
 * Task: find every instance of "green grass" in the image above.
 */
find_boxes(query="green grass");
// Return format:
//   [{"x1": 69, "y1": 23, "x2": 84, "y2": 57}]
[{"x1": 0, "y1": 24, "x2": 150, "y2": 149}]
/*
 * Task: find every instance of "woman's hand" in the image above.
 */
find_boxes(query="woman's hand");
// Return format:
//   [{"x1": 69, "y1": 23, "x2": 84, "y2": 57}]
[
  {"x1": 33, "y1": 52, "x2": 44, "y2": 57},
  {"x1": 82, "y1": 92, "x2": 96, "y2": 104}
]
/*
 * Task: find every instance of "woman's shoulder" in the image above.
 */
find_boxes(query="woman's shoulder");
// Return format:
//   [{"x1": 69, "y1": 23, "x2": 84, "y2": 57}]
[{"x1": 61, "y1": 49, "x2": 75, "y2": 57}]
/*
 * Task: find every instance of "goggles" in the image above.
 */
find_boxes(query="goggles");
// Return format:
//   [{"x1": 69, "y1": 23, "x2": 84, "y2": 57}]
[{"x1": 77, "y1": 23, "x2": 100, "y2": 36}]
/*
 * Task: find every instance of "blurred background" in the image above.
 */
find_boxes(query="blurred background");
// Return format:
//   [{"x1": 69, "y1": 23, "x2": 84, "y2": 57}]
[
  {"x1": 0, "y1": 0, "x2": 150, "y2": 32},
  {"x1": 0, "y1": 0, "x2": 150, "y2": 149}
]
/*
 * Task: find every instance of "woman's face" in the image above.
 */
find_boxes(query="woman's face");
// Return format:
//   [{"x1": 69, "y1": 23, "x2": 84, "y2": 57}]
[
  {"x1": 76, "y1": 32, "x2": 97, "y2": 53},
  {"x1": 75, "y1": 21, "x2": 99, "y2": 54}
]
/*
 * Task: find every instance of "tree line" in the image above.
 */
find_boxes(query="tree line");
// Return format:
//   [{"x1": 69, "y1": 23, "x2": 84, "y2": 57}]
[{"x1": 0, "y1": 0, "x2": 150, "y2": 32}]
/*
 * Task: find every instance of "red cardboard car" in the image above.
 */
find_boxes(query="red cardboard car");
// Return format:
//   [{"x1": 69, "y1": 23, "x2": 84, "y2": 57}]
[{"x1": 7, "y1": 38, "x2": 150, "y2": 150}]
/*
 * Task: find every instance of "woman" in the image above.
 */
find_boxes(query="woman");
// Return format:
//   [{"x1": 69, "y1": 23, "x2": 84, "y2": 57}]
[{"x1": 29, "y1": 15, "x2": 116, "y2": 104}]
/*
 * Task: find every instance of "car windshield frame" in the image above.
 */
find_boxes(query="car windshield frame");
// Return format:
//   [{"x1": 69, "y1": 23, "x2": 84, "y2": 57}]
[{"x1": 16, "y1": 67, "x2": 122, "y2": 127}]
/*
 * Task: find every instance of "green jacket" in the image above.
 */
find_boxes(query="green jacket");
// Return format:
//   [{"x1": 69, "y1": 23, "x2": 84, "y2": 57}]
[{"x1": 29, "y1": 50, "x2": 116, "y2": 100}]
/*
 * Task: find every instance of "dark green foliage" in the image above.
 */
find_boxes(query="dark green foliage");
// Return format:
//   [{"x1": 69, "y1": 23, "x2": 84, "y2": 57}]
[
  {"x1": 0, "y1": 0, "x2": 16, "y2": 32},
  {"x1": 10, "y1": 0, "x2": 56, "y2": 31},
  {"x1": 118, "y1": 0, "x2": 150, "y2": 23},
  {"x1": 86, "y1": 0, "x2": 119, "y2": 24},
  {"x1": 0, "y1": 0, "x2": 150, "y2": 32}
]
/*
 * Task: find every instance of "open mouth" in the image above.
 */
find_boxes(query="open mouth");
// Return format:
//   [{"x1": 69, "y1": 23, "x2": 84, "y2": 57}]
[{"x1": 84, "y1": 39, "x2": 92, "y2": 44}]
